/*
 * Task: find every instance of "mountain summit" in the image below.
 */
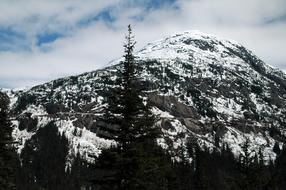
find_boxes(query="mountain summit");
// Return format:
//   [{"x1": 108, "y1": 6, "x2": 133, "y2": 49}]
[{"x1": 11, "y1": 31, "x2": 286, "y2": 164}]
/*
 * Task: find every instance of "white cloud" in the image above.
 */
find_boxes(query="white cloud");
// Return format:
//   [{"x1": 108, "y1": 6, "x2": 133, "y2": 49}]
[
  {"x1": 0, "y1": 1, "x2": 119, "y2": 26},
  {"x1": 0, "y1": 0, "x2": 286, "y2": 88}
]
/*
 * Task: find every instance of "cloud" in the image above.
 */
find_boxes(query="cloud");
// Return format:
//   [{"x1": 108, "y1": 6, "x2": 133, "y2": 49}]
[{"x1": 0, "y1": 0, "x2": 285, "y2": 88}]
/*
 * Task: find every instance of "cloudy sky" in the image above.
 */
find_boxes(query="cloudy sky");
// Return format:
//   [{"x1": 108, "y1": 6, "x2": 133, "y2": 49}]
[{"x1": 0, "y1": 0, "x2": 286, "y2": 88}]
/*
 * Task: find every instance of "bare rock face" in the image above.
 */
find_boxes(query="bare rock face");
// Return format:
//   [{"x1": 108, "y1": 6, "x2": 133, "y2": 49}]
[
  {"x1": 9, "y1": 31, "x2": 286, "y2": 163},
  {"x1": 181, "y1": 118, "x2": 202, "y2": 133},
  {"x1": 149, "y1": 93, "x2": 199, "y2": 118}
]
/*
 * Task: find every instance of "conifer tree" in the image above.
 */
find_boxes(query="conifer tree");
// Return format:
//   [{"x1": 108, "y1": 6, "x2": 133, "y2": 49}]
[
  {"x1": 0, "y1": 91, "x2": 17, "y2": 190},
  {"x1": 273, "y1": 142, "x2": 281, "y2": 155},
  {"x1": 238, "y1": 138, "x2": 265, "y2": 190},
  {"x1": 117, "y1": 25, "x2": 159, "y2": 147},
  {"x1": 95, "y1": 25, "x2": 165, "y2": 190},
  {"x1": 274, "y1": 144, "x2": 286, "y2": 190},
  {"x1": 20, "y1": 122, "x2": 70, "y2": 189},
  {"x1": 193, "y1": 144, "x2": 210, "y2": 190}
]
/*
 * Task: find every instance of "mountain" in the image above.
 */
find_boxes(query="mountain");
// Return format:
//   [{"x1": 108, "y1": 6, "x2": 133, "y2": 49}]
[{"x1": 9, "y1": 30, "x2": 286, "y2": 166}]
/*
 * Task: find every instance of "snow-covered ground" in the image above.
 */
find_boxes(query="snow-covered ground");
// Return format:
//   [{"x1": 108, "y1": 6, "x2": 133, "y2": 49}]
[{"x1": 10, "y1": 31, "x2": 286, "y2": 165}]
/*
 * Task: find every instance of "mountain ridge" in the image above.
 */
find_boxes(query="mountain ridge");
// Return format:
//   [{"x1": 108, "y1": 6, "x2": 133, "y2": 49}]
[{"x1": 8, "y1": 31, "x2": 286, "y2": 166}]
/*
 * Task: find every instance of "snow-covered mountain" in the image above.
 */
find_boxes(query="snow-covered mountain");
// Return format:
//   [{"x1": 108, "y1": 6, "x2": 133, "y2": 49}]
[{"x1": 9, "y1": 31, "x2": 286, "y2": 165}]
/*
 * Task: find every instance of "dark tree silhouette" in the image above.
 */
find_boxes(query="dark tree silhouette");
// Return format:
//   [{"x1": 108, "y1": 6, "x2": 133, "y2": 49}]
[
  {"x1": 0, "y1": 92, "x2": 18, "y2": 190},
  {"x1": 19, "y1": 122, "x2": 70, "y2": 190},
  {"x1": 94, "y1": 25, "x2": 168, "y2": 190}
]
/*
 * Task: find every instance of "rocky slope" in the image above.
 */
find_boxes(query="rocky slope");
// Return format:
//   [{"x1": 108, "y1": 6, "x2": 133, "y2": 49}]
[{"x1": 9, "y1": 31, "x2": 286, "y2": 165}]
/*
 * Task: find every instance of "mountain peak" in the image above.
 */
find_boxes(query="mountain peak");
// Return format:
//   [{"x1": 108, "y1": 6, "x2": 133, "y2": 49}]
[
  {"x1": 10, "y1": 31, "x2": 286, "y2": 167},
  {"x1": 138, "y1": 30, "x2": 243, "y2": 61},
  {"x1": 168, "y1": 30, "x2": 238, "y2": 43}
]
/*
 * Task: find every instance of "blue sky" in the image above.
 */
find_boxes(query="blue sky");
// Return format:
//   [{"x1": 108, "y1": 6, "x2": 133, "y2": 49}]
[{"x1": 0, "y1": 0, "x2": 286, "y2": 88}]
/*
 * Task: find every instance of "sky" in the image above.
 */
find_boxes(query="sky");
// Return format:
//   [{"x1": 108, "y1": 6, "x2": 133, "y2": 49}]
[{"x1": 0, "y1": 0, "x2": 286, "y2": 88}]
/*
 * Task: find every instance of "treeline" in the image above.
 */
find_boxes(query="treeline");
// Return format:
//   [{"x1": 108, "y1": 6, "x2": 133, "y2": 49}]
[{"x1": 14, "y1": 125, "x2": 286, "y2": 190}]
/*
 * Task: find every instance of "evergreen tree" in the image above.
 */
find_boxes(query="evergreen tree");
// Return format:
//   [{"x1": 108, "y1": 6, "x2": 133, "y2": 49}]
[
  {"x1": 237, "y1": 138, "x2": 267, "y2": 190},
  {"x1": 173, "y1": 142, "x2": 193, "y2": 190},
  {"x1": 70, "y1": 152, "x2": 95, "y2": 190},
  {"x1": 69, "y1": 152, "x2": 83, "y2": 190},
  {"x1": 273, "y1": 142, "x2": 281, "y2": 155},
  {"x1": 193, "y1": 144, "x2": 210, "y2": 190},
  {"x1": 95, "y1": 25, "x2": 165, "y2": 190},
  {"x1": 19, "y1": 122, "x2": 70, "y2": 190},
  {"x1": 116, "y1": 25, "x2": 159, "y2": 147},
  {"x1": 273, "y1": 144, "x2": 286, "y2": 190},
  {"x1": 240, "y1": 138, "x2": 254, "y2": 168},
  {"x1": 0, "y1": 91, "x2": 17, "y2": 190}
]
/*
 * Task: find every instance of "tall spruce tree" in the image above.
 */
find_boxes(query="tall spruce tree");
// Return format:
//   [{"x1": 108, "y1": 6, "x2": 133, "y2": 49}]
[
  {"x1": 0, "y1": 91, "x2": 17, "y2": 189},
  {"x1": 95, "y1": 25, "x2": 168, "y2": 190}
]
